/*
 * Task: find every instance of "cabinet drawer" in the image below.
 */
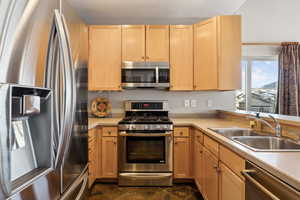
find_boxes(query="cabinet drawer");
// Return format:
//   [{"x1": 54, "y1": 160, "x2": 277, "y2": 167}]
[
  {"x1": 203, "y1": 135, "x2": 219, "y2": 157},
  {"x1": 174, "y1": 127, "x2": 190, "y2": 137},
  {"x1": 102, "y1": 127, "x2": 118, "y2": 136},
  {"x1": 194, "y1": 129, "x2": 204, "y2": 144},
  {"x1": 220, "y1": 145, "x2": 245, "y2": 179}
]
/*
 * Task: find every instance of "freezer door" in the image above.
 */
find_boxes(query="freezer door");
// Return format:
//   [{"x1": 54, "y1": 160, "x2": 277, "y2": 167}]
[{"x1": 9, "y1": 171, "x2": 60, "y2": 200}]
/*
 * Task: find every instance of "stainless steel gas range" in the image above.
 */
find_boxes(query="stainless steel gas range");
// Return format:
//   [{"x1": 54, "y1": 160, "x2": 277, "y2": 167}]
[{"x1": 118, "y1": 101, "x2": 173, "y2": 186}]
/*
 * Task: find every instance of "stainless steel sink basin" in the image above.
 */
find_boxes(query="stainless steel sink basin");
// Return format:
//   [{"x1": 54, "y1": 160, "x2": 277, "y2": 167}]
[
  {"x1": 208, "y1": 128, "x2": 262, "y2": 138},
  {"x1": 232, "y1": 136, "x2": 300, "y2": 152},
  {"x1": 208, "y1": 127, "x2": 300, "y2": 152}
]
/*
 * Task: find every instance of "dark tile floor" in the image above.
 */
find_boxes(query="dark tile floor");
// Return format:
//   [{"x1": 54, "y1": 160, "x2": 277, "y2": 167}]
[{"x1": 88, "y1": 183, "x2": 204, "y2": 200}]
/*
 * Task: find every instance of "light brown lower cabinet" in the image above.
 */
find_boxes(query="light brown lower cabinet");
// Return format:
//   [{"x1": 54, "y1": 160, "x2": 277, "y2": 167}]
[
  {"x1": 219, "y1": 162, "x2": 245, "y2": 200},
  {"x1": 88, "y1": 128, "x2": 96, "y2": 188},
  {"x1": 101, "y1": 136, "x2": 118, "y2": 178},
  {"x1": 174, "y1": 137, "x2": 191, "y2": 178},
  {"x1": 87, "y1": 125, "x2": 245, "y2": 200},
  {"x1": 193, "y1": 136, "x2": 204, "y2": 191},
  {"x1": 203, "y1": 147, "x2": 219, "y2": 200}
]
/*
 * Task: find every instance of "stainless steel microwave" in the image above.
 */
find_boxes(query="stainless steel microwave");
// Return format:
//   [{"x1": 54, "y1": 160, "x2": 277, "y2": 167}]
[{"x1": 121, "y1": 61, "x2": 170, "y2": 88}]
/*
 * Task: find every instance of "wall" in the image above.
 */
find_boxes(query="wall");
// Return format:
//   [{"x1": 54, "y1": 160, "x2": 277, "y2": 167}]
[
  {"x1": 236, "y1": 0, "x2": 300, "y2": 42},
  {"x1": 88, "y1": 90, "x2": 236, "y2": 114}
]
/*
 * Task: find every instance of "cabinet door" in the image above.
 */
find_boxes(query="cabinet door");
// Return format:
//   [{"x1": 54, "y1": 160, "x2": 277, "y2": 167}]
[
  {"x1": 101, "y1": 136, "x2": 118, "y2": 178},
  {"x1": 174, "y1": 137, "x2": 191, "y2": 178},
  {"x1": 89, "y1": 26, "x2": 122, "y2": 91},
  {"x1": 194, "y1": 18, "x2": 218, "y2": 90},
  {"x1": 219, "y1": 162, "x2": 245, "y2": 200},
  {"x1": 170, "y1": 25, "x2": 194, "y2": 91},
  {"x1": 146, "y1": 25, "x2": 169, "y2": 61},
  {"x1": 217, "y1": 16, "x2": 242, "y2": 90},
  {"x1": 122, "y1": 25, "x2": 145, "y2": 61},
  {"x1": 88, "y1": 129, "x2": 96, "y2": 187},
  {"x1": 194, "y1": 140, "x2": 204, "y2": 191},
  {"x1": 95, "y1": 128, "x2": 102, "y2": 178},
  {"x1": 203, "y1": 147, "x2": 219, "y2": 200}
]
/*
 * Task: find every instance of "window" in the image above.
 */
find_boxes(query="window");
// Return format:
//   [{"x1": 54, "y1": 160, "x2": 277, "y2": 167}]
[{"x1": 236, "y1": 57, "x2": 278, "y2": 113}]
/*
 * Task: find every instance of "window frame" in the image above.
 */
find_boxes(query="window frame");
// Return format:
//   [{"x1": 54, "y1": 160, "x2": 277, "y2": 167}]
[{"x1": 239, "y1": 56, "x2": 278, "y2": 113}]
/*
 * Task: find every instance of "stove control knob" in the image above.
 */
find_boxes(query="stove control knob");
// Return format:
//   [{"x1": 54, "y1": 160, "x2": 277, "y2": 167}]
[
  {"x1": 131, "y1": 125, "x2": 136, "y2": 130},
  {"x1": 144, "y1": 125, "x2": 149, "y2": 130}
]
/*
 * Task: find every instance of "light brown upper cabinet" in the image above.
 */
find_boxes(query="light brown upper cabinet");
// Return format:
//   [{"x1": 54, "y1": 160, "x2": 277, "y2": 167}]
[
  {"x1": 122, "y1": 25, "x2": 169, "y2": 62},
  {"x1": 122, "y1": 25, "x2": 146, "y2": 62},
  {"x1": 170, "y1": 25, "x2": 194, "y2": 91},
  {"x1": 89, "y1": 25, "x2": 122, "y2": 91},
  {"x1": 194, "y1": 15, "x2": 241, "y2": 90},
  {"x1": 146, "y1": 25, "x2": 170, "y2": 61}
]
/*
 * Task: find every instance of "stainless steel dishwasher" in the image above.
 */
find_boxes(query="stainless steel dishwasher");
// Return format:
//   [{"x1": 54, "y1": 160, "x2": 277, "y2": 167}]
[{"x1": 242, "y1": 161, "x2": 300, "y2": 200}]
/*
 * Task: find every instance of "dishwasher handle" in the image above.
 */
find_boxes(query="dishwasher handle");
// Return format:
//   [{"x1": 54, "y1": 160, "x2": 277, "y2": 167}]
[{"x1": 242, "y1": 170, "x2": 280, "y2": 200}]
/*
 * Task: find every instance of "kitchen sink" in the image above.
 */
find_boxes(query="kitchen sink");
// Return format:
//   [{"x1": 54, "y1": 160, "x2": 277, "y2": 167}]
[
  {"x1": 208, "y1": 128, "x2": 262, "y2": 138},
  {"x1": 232, "y1": 136, "x2": 300, "y2": 152},
  {"x1": 208, "y1": 128, "x2": 300, "y2": 152}
]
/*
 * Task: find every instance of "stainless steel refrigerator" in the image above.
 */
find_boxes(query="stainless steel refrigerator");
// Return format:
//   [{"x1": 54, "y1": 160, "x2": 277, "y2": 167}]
[{"x1": 0, "y1": 0, "x2": 88, "y2": 199}]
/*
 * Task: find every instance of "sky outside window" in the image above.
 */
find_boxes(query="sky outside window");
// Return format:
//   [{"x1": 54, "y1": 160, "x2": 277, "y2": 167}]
[{"x1": 251, "y1": 60, "x2": 278, "y2": 88}]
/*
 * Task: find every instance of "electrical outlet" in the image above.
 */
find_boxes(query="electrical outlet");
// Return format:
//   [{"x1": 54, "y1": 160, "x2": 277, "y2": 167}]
[
  {"x1": 191, "y1": 99, "x2": 197, "y2": 108},
  {"x1": 184, "y1": 100, "x2": 190, "y2": 108},
  {"x1": 207, "y1": 99, "x2": 213, "y2": 107}
]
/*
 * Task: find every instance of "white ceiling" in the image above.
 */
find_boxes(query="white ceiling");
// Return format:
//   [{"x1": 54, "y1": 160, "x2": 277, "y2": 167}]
[{"x1": 68, "y1": 0, "x2": 247, "y2": 24}]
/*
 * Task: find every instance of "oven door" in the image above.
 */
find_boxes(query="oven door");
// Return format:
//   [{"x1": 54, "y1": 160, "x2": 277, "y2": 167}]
[
  {"x1": 121, "y1": 67, "x2": 157, "y2": 88},
  {"x1": 118, "y1": 132, "x2": 173, "y2": 172}
]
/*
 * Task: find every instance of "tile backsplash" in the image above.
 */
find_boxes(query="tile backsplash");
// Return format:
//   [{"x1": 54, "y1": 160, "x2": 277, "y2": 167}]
[{"x1": 88, "y1": 90, "x2": 236, "y2": 115}]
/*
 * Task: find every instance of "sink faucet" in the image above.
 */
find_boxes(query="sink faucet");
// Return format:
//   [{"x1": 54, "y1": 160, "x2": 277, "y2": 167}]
[{"x1": 247, "y1": 113, "x2": 282, "y2": 137}]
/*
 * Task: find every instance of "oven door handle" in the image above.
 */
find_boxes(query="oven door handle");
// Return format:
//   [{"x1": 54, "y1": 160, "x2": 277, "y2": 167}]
[
  {"x1": 241, "y1": 170, "x2": 280, "y2": 200},
  {"x1": 119, "y1": 132, "x2": 172, "y2": 137}
]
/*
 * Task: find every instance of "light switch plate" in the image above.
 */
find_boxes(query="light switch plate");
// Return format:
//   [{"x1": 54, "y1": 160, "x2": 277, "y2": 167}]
[
  {"x1": 184, "y1": 100, "x2": 190, "y2": 108},
  {"x1": 191, "y1": 99, "x2": 197, "y2": 108},
  {"x1": 207, "y1": 99, "x2": 213, "y2": 107}
]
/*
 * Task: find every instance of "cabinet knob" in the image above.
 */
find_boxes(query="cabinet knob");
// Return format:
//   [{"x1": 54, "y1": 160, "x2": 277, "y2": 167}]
[
  {"x1": 142, "y1": 56, "x2": 145, "y2": 59},
  {"x1": 108, "y1": 131, "x2": 111, "y2": 135},
  {"x1": 113, "y1": 141, "x2": 117, "y2": 145},
  {"x1": 213, "y1": 165, "x2": 221, "y2": 173},
  {"x1": 199, "y1": 150, "x2": 203, "y2": 153},
  {"x1": 175, "y1": 142, "x2": 178, "y2": 145},
  {"x1": 180, "y1": 132, "x2": 183, "y2": 135}
]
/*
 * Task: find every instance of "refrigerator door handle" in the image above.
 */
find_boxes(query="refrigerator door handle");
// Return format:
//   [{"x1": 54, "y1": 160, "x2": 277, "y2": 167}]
[
  {"x1": 0, "y1": 84, "x2": 11, "y2": 197},
  {"x1": 59, "y1": 13, "x2": 77, "y2": 165},
  {"x1": 46, "y1": 9, "x2": 74, "y2": 169}
]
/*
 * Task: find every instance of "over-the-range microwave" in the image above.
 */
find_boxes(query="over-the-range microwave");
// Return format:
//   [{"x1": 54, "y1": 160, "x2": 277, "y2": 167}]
[{"x1": 121, "y1": 61, "x2": 170, "y2": 89}]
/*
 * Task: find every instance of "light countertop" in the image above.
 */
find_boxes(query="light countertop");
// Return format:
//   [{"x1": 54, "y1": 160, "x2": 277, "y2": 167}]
[{"x1": 89, "y1": 117, "x2": 300, "y2": 191}]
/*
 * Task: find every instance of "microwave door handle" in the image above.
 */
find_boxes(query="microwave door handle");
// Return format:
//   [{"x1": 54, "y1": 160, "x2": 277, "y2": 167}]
[
  {"x1": 155, "y1": 66, "x2": 159, "y2": 84},
  {"x1": 0, "y1": 84, "x2": 11, "y2": 197}
]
